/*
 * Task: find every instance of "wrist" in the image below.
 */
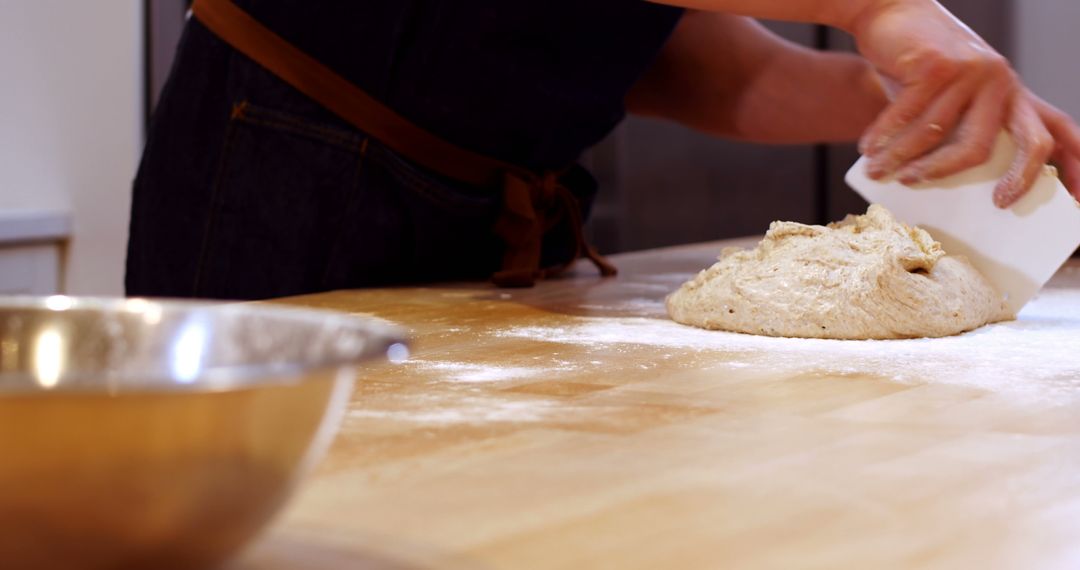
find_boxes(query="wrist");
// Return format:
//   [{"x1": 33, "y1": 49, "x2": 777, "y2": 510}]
[{"x1": 832, "y1": 0, "x2": 901, "y2": 36}]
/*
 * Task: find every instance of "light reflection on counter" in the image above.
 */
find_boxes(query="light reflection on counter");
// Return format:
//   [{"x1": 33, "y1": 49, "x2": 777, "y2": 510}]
[
  {"x1": 43, "y1": 295, "x2": 74, "y2": 311},
  {"x1": 124, "y1": 298, "x2": 164, "y2": 325},
  {"x1": 171, "y1": 320, "x2": 207, "y2": 383},
  {"x1": 33, "y1": 329, "x2": 63, "y2": 388},
  {"x1": 386, "y1": 342, "x2": 409, "y2": 364}
]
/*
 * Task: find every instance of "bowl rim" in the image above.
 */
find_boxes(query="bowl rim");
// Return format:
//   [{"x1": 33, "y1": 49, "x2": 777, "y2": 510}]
[{"x1": 0, "y1": 296, "x2": 409, "y2": 395}]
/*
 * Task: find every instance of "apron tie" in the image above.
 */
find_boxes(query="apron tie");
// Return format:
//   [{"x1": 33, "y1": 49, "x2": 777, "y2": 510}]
[{"x1": 493, "y1": 171, "x2": 618, "y2": 288}]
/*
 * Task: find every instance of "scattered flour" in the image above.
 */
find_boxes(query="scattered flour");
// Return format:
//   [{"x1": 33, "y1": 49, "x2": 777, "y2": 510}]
[
  {"x1": 579, "y1": 297, "x2": 666, "y2": 314},
  {"x1": 406, "y1": 358, "x2": 578, "y2": 383},
  {"x1": 348, "y1": 397, "x2": 555, "y2": 424},
  {"x1": 496, "y1": 288, "x2": 1080, "y2": 403}
]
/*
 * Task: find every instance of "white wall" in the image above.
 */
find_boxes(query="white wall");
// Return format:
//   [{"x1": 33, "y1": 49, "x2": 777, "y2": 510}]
[
  {"x1": 1015, "y1": 0, "x2": 1080, "y2": 120},
  {"x1": 0, "y1": 1, "x2": 143, "y2": 295}
]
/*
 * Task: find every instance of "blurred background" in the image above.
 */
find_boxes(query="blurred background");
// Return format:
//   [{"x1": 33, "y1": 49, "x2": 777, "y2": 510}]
[{"x1": 1, "y1": 0, "x2": 1077, "y2": 296}]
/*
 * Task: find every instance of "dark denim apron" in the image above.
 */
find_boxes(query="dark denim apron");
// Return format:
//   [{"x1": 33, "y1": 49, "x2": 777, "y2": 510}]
[{"x1": 125, "y1": 0, "x2": 682, "y2": 300}]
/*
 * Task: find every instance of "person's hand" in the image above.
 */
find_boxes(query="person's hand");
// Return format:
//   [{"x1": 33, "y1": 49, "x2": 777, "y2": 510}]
[
  {"x1": 1026, "y1": 90, "x2": 1080, "y2": 205},
  {"x1": 851, "y1": 0, "x2": 1080, "y2": 207}
]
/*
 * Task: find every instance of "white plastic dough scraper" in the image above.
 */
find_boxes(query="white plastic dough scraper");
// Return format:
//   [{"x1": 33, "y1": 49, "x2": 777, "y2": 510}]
[{"x1": 845, "y1": 132, "x2": 1080, "y2": 315}]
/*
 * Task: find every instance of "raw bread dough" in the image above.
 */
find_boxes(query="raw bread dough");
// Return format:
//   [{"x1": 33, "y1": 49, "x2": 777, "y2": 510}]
[{"x1": 666, "y1": 205, "x2": 1013, "y2": 340}]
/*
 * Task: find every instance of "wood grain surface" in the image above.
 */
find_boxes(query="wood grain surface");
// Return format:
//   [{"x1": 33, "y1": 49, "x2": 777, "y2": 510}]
[{"x1": 235, "y1": 240, "x2": 1080, "y2": 570}]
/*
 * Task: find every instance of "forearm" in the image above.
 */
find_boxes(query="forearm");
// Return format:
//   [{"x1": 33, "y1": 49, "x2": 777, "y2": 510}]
[
  {"x1": 627, "y1": 13, "x2": 888, "y2": 144},
  {"x1": 643, "y1": 1, "x2": 1080, "y2": 204},
  {"x1": 648, "y1": 0, "x2": 891, "y2": 33},
  {"x1": 729, "y1": 48, "x2": 888, "y2": 143}
]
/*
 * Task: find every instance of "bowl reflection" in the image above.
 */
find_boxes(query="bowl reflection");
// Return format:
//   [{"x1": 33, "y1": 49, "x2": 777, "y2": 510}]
[{"x1": 0, "y1": 296, "x2": 407, "y2": 570}]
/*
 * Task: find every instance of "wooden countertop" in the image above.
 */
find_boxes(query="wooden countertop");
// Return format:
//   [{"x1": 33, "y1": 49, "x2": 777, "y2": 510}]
[{"x1": 236, "y1": 240, "x2": 1080, "y2": 570}]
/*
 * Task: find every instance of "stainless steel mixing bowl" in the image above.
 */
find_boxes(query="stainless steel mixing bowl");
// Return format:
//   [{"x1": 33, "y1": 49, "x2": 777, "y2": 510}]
[{"x1": 0, "y1": 296, "x2": 407, "y2": 570}]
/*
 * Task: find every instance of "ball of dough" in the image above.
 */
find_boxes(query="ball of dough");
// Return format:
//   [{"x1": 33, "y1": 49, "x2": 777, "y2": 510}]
[{"x1": 666, "y1": 205, "x2": 1012, "y2": 340}]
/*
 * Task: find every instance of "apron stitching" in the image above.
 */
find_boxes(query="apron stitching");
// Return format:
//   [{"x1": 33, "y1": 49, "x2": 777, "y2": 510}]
[
  {"x1": 233, "y1": 103, "x2": 366, "y2": 150},
  {"x1": 191, "y1": 103, "x2": 244, "y2": 296},
  {"x1": 321, "y1": 138, "x2": 371, "y2": 288}
]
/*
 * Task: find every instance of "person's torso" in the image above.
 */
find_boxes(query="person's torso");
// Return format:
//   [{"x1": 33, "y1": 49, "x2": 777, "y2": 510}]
[{"x1": 240, "y1": 0, "x2": 684, "y2": 171}]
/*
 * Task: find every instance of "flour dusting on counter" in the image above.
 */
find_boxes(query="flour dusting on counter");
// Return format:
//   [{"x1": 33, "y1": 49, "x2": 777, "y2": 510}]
[
  {"x1": 408, "y1": 360, "x2": 541, "y2": 383},
  {"x1": 496, "y1": 288, "x2": 1080, "y2": 403},
  {"x1": 578, "y1": 297, "x2": 666, "y2": 315},
  {"x1": 348, "y1": 397, "x2": 557, "y2": 424},
  {"x1": 407, "y1": 359, "x2": 580, "y2": 383}
]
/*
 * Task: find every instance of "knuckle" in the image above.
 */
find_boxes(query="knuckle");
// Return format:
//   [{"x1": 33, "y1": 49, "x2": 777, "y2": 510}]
[
  {"x1": 925, "y1": 57, "x2": 957, "y2": 82},
  {"x1": 1032, "y1": 136, "x2": 1054, "y2": 157},
  {"x1": 892, "y1": 108, "x2": 920, "y2": 125},
  {"x1": 984, "y1": 53, "x2": 1011, "y2": 75},
  {"x1": 891, "y1": 144, "x2": 917, "y2": 162},
  {"x1": 970, "y1": 139, "x2": 995, "y2": 163},
  {"x1": 1000, "y1": 67, "x2": 1021, "y2": 89},
  {"x1": 957, "y1": 140, "x2": 995, "y2": 167},
  {"x1": 923, "y1": 124, "x2": 948, "y2": 145}
]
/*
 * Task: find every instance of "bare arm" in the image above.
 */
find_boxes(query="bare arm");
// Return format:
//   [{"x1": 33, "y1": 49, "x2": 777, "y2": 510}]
[
  {"x1": 647, "y1": 0, "x2": 878, "y2": 32},
  {"x1": 627, "y1": 12, "x2": 888, "y2": 144},
  {"x1": 645, "y1": 0, "x2": 1080, "y2": 206}
]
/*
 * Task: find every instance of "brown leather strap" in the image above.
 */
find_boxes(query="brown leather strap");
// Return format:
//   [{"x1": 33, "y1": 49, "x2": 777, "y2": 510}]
[
  {"x1": 493, "y1": 172, "x2": 617, "y2": 287},
  {"x1": 192, "y1": 0, "x2": 617, "y2": 286}
]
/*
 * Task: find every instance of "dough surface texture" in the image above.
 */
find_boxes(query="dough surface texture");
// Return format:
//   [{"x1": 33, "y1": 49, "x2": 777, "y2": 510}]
[{"x1": 666, "y1": 205, "x2": 1013, "y2": 339}]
